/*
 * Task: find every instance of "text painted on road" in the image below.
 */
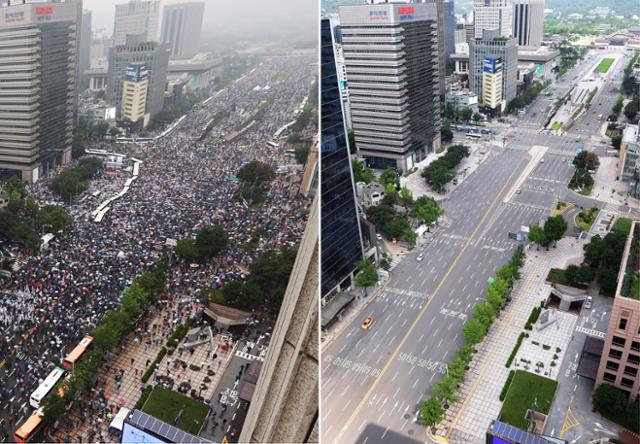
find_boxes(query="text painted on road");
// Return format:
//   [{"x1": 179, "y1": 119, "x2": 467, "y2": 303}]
[
  {"x1": 397, "y1": 352, "x2": 448, "y2": 374},
  {"x1": 324, "y1": 354, "x2": 382, "y2": 378}
]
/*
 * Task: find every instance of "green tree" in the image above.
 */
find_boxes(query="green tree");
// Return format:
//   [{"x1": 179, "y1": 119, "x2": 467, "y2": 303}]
[
  {"x1": 611, "y1": 135, "x2": 622, "y2": 150},
  {"x1": 419, "y1": 396, "x2": 444, "y2": 427},
  {"x1": 543, "y1": 215, "x2": 568, "y2": 244},
  {"x1": 237, "y1": 161, "x2": 276, "y2": 203},
  {"x1": 613, "y1": 95, "x2": 624, "y2": 114},
  {"x1": 433, "y1": 375, "x2": 459, "y2": 405},
  {"x1": 472, "y1": 112, "x2": 483, "y2": 124},
  {"x1": 38, "y1": 205, "x2": 72, "y2": 233},
  {"x1": 354, "y1": 258, "x2": 378, "y2": 296},
  {"x1": 486, "y1": 282, "x2": 506, "y2": 310},
  {"x1": 379, "y1": 168, "x2": 397, "y2": 188},
  {"x1": 399, "y1": 186, "x2": 413, "y2": 208},
  {"x1": 623, "y1": 98, "x2": 639, "y2": 120},
  {"x1": 42, "y1": 392, "x2": 67, "y2": 424},
  {"x1": 175, "y1": 238, "x2": 199, "y2": 263},
  {"x1": 593, "y1": 383, "x2": 628, "y2": 418},
  {"x1": 412, "y1": 196, "x2": 442, "y2": 225},
  {"x1": 441, "y1": 126, "x2": 453, "y2": 143},
  {"x1": 196, "y1": 224, "x2": 229, "y2": 259},
  {"x1": 462, "y1": 318, "x2": 486, "y2": 345},
  {"x1": 352, "y1": 159, "x2": 374, "y2": 184},
  {"x1": 460, "y1": 107, "x2": 473, "y2": 122},
  {"x1": 528, "y1": 224, "x2": 547, "y2": 249},
  {"x1": 583, "y1": 234, "x2": 604, "y2": 268},
  {"x1": 473, "y1": 302, "x2": 496, "y2": 329}
]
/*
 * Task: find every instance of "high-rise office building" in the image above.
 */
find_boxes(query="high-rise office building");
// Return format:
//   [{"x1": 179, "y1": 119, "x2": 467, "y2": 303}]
[
  {"x1": 113, "y1": 0, "x2": 160, "y2": 46},
  {"x1": 454, "y1": 23, "x2": 467, "y2": 45},
  {"x1": 320, "y1": 17, "x2": 363, "y2": 299},
  {"x1": 239, "y1": 197, "x2": 319, "y2": 443},
  {"x1": 416, "y1": 0, "x2": 445, "y2": 99},
  {"x1": 595, "y1": 221, "x2": 640, "y2": 401},
  {"x1": 160, "y1": 2, "x2": 204, "y2": 58},
  {"x1": 481, "y1": 56, "x2": 503, "y2": 115},
  {"x1": 107, "y1": 36, "x2": 169, "y2": 121},
  {"x1": 339, "y1": 3, "x2": 441, "y2": 172},
  {"x1": 121, "y1": 64, "x2": 149, "y2": 129},
  {"x1": 512, "y1": 0, "x2": 544, "y2": 49},
  {"x1": 474, "y1": 0, "x2": 511, "y2": 38},
  {"x1": 79, "y1": 10, "x2": 92, "y2": 77},
  {"x1": 0, "y1": 0, "x2": 82, "y2": 183},
  {"x1": 469, "y1": 30, "x2": 517, "y2": 107},
  {"x1": 443, "y1": 0, "x2": 456, "y2": 60}
]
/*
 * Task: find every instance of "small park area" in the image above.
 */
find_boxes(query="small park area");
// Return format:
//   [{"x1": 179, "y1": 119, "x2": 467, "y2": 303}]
[
  {"x1": 499, "y1": 370, "x2": 558, "y2": 430},
  {"x1": 575, "y1": 207, "x2": 599, "y2": 232},
  {"x1": 595, "y1": 58, "x2": 614, "y2": 74},
  {"x1": 141, "y1": 387, "x2": 209, "y2": 435}
]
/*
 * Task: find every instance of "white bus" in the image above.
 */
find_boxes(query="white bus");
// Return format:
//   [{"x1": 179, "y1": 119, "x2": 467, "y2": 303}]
[
  {"x1": 267, "y1": 141, "x2": 278, "y2": 148},
  {"x1": 30, "y1": 367, "x2": 65, "y2": 409}
]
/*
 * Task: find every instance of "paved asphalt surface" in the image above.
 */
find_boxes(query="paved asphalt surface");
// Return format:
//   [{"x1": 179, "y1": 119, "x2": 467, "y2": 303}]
[{"x1": 321, "y1": 48, "x2": 637, "y2": 444}]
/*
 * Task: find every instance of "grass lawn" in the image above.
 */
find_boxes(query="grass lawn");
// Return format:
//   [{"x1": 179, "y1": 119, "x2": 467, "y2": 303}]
[
  {"x1": 575, "y1": 208, "x2": 600, "y2": 232},
  {"x1": 595, "y1": 58, "x2": 614, "y2": 73},
  {"x1": 141, "y1": 387, "x2": 209, "y2": 435},
  {"x1": 499, "y1": 370, "x2": 558, "y2": 430},
  {"x1": 612, "y1": 217, "x2": 632, "y2": 235}
]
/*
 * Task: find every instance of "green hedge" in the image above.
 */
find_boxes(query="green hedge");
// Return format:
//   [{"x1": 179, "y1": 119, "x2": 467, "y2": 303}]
[
  {"x1": 499, "y1": 370, "x2": 515, "y2": 401},
  {"x1": 524, "y1": 306, "x2": 542, "y2": 330},
  {"x1": 167, "y1": 322, "x2": 191, "y2": 348},
  {"x1": 141, "y1": 347, "x2": 168, "y2": 383},
  {"x1": 506, "y1": 333, "x2": 526, "y2": 368},
  {"x1": 135, "y1": 385, "x2": 153, "y2": 410}
]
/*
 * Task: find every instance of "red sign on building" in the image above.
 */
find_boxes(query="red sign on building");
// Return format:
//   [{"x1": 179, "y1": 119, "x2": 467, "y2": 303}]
[
  {"x1": 398, "y1": 6, "x2": 415, "y2": 14},
  {"x1": 35, "y1": 6, "x2": 54, "y2": 15}
]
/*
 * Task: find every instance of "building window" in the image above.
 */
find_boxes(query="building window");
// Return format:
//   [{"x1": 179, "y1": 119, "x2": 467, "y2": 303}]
[
  {"x1": 618, "y1": 318, "x2": 628, "y2": 330},
  {"x1": 609, "y1": 349, "x2": 623, "y2": 360},
  {"x1": 624, "y1": 366, "x2": 638, "y2": 377},
  {"x1": 606, "y1": 361, "x2": 620, "y2": 371},
  {"x1": 629, "y1": 354, "x2": 640, "y2": 365},
  {"x1": 612, "y1": 336, "x2": 627, "y2": 347},
  {"x1": 603, "y1": 372, "x2": 617, "y2": 383},
  {"x1": 632, "y1": 341, "x2": 640, "y2": 352},
  {"x1": 621, "y1": 377, "x2": 634, "y2": 388}
]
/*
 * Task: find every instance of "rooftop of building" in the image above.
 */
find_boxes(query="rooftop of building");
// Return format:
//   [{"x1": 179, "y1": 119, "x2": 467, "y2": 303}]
[
  {"x1": 617, "y1": 220, "x2": 639, "y2": 301},
  {"x1": 168, "y1": 53, "x2": 222, "y2": 72},
  {"x1": 517, "y1": 46, "x2": 560, "y2": 62},
  {"x1": 622, "y1": 123, "x2": 639, "y2": 145}
]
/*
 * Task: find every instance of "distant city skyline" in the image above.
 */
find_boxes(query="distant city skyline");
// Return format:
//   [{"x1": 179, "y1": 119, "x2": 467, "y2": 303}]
[{"x1": 84, "y1": 0, "x2": 316, "y2": 44}]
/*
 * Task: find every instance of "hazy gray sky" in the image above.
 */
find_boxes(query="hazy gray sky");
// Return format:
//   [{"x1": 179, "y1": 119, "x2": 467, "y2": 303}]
[{"x1": 84, "y1": 0, "x2": 317, "y2": 42}]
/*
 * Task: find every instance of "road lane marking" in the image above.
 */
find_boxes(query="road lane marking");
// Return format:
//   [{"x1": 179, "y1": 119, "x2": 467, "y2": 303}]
[{"x1": 333, "y1": 155, "x2": 524, "y2": 443}]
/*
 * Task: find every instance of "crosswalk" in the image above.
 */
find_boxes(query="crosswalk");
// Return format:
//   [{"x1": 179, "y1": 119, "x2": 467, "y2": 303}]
[
  {"x1": 385, "y1": 287, "x2": 429, "y2": 300},
  {"x1": 575, "y1": 325, "x2": 606, "y2": 339},
  {"x1": 235, "y1": 350, "x2": 265, "y2": 362}
]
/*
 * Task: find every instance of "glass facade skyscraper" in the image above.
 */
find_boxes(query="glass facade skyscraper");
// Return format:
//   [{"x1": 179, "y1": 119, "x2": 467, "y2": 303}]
[{"x1": 321, "y1": 18, "x2": 363, "y2": 298}]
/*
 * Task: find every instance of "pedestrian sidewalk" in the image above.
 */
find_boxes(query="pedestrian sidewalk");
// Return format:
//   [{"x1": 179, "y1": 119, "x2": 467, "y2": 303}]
[
  {"x1": 51, "y1": 300, "x2": 234, "y2": 443},
  {"x1": 440, "y1": 239, "x2": 586, "y2": 443}
]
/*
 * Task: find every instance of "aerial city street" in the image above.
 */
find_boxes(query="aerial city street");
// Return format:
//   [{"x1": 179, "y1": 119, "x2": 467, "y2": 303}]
[
  {"x1": 0, "y1": 0, "x2": 318, "y2": 443},
  {"x1": 321, "y1": 1, "x2": 639, "y2": 444}
]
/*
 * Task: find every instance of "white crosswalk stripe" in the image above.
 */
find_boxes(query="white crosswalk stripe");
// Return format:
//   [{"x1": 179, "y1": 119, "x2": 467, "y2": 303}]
[
  {"x1": 235, "y1": 350, "x2": 265, "y2": 362},
  {"x1": 575, "y1": 325, "x2": 606, "y2": 339}
]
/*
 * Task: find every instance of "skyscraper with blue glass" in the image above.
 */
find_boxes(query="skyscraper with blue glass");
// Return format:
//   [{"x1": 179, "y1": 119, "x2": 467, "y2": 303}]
[{"x1": 321, "y1": 18, "x2": 363, "y2": 300}]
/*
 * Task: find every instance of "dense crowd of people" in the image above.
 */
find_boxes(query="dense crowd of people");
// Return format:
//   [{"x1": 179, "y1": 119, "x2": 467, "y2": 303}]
[{"x1": 0, "y1": 54, "x2": 315, "y2": 440}]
